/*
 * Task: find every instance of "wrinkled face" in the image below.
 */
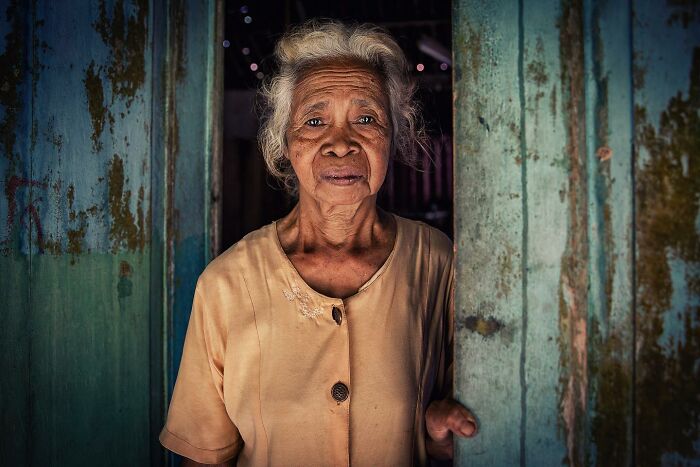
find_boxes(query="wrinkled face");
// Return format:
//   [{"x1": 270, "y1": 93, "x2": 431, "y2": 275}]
[{"x1": 285, "y1": 61, "x2": 392, "y2": 206}]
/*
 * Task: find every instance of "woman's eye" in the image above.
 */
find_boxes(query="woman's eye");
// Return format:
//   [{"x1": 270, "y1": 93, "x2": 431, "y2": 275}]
[
  {"x1": 305, "y1": 118, "x2": 323, "y2": 127},
  {"x1": 358, "y1": 115, "x2": 375, "y2": 124}
]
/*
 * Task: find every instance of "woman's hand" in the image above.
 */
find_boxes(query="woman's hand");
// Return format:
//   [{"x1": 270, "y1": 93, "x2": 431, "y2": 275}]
[{"x1": 425, "y1": 398, "x2": 478, "y2": 460}]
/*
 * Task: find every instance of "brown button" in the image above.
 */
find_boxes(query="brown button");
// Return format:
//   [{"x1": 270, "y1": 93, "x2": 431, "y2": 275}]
[
  {"x1": 332, "y1": 306, "x2": 342, "y2": 325},
  {"x1": 331, "y1": 382, "x2": 349, "y2": 402}
]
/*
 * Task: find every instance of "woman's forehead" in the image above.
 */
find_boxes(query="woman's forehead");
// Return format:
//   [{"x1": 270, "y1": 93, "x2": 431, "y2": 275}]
[{"x1": 292, "y1": 63, "x2": 388, "y2": 111}]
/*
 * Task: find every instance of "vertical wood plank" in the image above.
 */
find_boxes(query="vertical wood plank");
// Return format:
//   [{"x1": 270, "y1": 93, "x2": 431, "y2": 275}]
[
  {"x1": 453, "y1": 0, "x2": 524, "y2": 465},
  {"x1": 0, "y1": 1, "x2": 32, "y2": 463},
  {"x1": 584, "y1": 0, "x2": 635, "y2": 465},
  {"x1": 520, "y1": 0, "x2": 569, "y2": 464},
  {"x1": 0, "y1": 1, "x2": 220, "y2": 465},
  {"x1": 633, "y1": 1, "x2": 700, "y2": 464},
  {"x1": 27, "y1": 1, "x2": 153, "y2": 464}
]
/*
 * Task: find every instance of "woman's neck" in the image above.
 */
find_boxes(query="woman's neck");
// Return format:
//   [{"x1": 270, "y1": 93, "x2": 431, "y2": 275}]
[{"x1": 277, "y1": 194, "x2": 392, "y2": 253}]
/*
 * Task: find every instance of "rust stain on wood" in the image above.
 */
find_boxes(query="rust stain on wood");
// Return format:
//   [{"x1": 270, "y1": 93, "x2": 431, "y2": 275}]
[
  {"x1": 93, "y1": 0, "x2": 149, "y2": 106},
  {"x1": 107, "y1": 154, "x2": 146, "y2": 253},
  {"x1": 557, "y1": 1, "x2": 590, "y2": 464},
  {"x1": 462, "y1": 315, "x2": 505, "y2": 338},
  {"x1": 0, "y1": 0, "x2": 25, "y2": 168},
  {"x1": 83, "y1": 60, "x2": 107, "y2": 152},
  {"x1": 635, "y1": 47, "x2": 700, "y2": 465}
]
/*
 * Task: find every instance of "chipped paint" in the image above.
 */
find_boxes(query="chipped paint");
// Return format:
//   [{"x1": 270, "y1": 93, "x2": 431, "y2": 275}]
[
  {"x1": 0, "y1": 0, "x2": 25, "y2": 168},
  {"x1": 635, "y1": 47, "x2": 700, "y2": 465},
  {"x1": 557, "y1": 0, "x2": 590, "y2": 463},
  {"x1": 463, "y1": 315, "x2": 505, "y2": 337},
  {"x1": 107, "y1": 154, "x2": 146, "y2": 253},
  {"x1": 595, "y1": 146, "x2": 612, "y2": 161},
  {"x1": 83, "y1": 60, "x2": 106, "y2": 152},
  {"x1": 93, "y1": 0, "x2": 148, "y2": 105}
]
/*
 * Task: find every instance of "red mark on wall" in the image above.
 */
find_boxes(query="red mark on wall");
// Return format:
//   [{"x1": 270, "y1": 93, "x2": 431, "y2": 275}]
[{"x1": 2, "y1": 175, "x2": 48, "y2": 252}]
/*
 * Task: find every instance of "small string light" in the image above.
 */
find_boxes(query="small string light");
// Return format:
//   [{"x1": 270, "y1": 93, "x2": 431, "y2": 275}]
[
  {"x1": 416, "y1": 63, "x2": 425, "y2": 72},
  {"x1": 244, "y1": 15, "x2": 252, "y2": 24},
  {"x1": 250, "y1": 63, "x2": 258, "y2": 72},
  {"x1": 241, "y1": 47, "x2": 250, "y2": 55},
  {"x1": 256, "y1": 72, "x2": 264, "y2": 80},
  {"x1": 440, "y1": 63, "x2": 449, "y2": 71},
  {"x1": 222, "y1": 39, "x2": 230, "y2": 48},
  {"x1": 240, "y1": 5, "x2": 249, "y2": 14}
]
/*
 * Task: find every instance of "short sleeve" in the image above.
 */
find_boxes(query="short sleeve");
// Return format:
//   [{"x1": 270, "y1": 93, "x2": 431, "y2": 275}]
[
  {"x1": 428, "y1": 230, "x2": 455, "y2": 403},
  {"x1": 159, "y1": 284, "x2": 243, "y2": 463}
]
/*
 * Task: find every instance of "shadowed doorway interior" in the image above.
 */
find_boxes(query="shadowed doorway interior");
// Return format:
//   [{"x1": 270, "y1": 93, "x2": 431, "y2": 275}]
[{"x1": 221, "y1": 0, "x2": 453, "y2": 252}]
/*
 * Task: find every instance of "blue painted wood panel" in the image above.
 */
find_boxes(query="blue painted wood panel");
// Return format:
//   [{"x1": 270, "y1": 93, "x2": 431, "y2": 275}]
[
  {"x1": 0, "y1": 0, "x2": 221, "y2": 465},
  {"x1": 453, "y1": 0, "x2": 697, "y2": 465}
]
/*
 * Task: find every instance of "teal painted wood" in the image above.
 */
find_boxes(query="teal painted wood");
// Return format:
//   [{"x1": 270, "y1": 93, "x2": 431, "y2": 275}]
[
  {"x1": 0, "y1": 0, "x2": 221, "y2": 465},
  {"x1": 0, "y1": 2, "x2": 32, "y2": 465},
  {"x1": 453, "y1": 0, "x2": 694, "y2": 465},
  {"x1": 632, "y1": 1, "x2": 700, "y2": 465},
  {"x1": 583, "y1": 0, "x2": 635, "y2": 465},
  {"x1": 520, "y1": 0, "x2": 570, "y2": 464},
  {"x1": 453, "y1": 1, "x2": 525, "y2": 465}
]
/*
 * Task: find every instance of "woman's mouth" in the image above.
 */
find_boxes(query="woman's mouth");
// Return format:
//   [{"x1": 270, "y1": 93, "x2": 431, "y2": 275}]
[{"x1": 320, "y1": 169, "x2": 365, "y2": 186}]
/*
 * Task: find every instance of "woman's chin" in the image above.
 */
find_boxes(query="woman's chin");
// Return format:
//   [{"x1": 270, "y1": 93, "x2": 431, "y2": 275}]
[{"x1": 313, "y1": 182, "x2": 373, "y2": 206}]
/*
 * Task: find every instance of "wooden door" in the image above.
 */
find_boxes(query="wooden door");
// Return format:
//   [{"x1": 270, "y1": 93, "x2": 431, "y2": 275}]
[
  {"x1": 453, "y1": 0, "x2": 699, "y2": 465},
  {"x1": 0, "y1": 1, "x2": 222, "y2": 465}
]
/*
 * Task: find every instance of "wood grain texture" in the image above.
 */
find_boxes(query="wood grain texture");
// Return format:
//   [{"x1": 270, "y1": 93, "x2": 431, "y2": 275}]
[
  {"x1": 453, "y1": 0, "x2": 524, "y2": 464},
  {"x1": 454, "y1": 0, "x2": 696, "y2": 465},
  {"x1": 0, "y1": 1, "x2": 220, "y2": 464}
]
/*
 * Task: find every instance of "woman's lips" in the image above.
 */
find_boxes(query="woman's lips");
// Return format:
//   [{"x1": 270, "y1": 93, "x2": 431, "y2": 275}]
[{"x1": 319, "y1": 168, "x2": 365, "y2": 186}]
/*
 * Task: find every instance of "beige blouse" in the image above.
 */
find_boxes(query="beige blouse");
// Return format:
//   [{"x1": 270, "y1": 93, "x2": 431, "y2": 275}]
[{"x1": 160, "y1": 214, "x2": 454, "y2": 466}]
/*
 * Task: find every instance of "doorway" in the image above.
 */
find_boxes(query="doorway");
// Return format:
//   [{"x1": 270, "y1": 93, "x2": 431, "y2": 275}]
[{"x1": 220, "y1": 0, "x2": 454, "y2": 251}]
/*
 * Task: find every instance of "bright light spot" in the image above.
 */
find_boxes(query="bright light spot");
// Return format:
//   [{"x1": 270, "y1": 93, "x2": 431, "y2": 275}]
[
  {"x1": 416, "y1": 63, "x2": 425, "y2": 72},
  {"x1": 240, "y1": 5, "x2": 249, "y2": 14},
  {"x1": 222, "y1": 39, "x2": 230, "y2": 48},
  {"x1": 256, "y1": 71, "x2": 264, "y2": 80},
  {"x1": 242, "y1": 47, "x2": 250, "y2": 55},
  {"x1": 440, "y1": 62, "x2": 449, "y2": 71},
  {"x1": 244, "y1": 15, "x2": 252, "y2": 24},
  {"x1": 250, "y1": 63, "x2": 258, "y2": 71}
]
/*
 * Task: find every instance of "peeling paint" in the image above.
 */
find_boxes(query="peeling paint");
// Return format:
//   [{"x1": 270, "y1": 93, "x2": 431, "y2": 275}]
[
  {"x1": 0, "y1": 0, "x2": 25, "y2": 167},
  {"x1": 557, "y1": 0, "x2": 590, "y2": 464},
  {"x1": 93, "y1": 0, "x2": 149, "y2": 106},
  {"x1": 83, "y1": 60, "x2": 106, "y2": 152},
  {"x1": 666, "y1": 0, "x2": 700, "y2": 28},
  {"x1": 107, "y1": 154, "x2": 146, "y2": 253},
  {"x1": 595, "y1": 146, "x2": 613, "y2": 161},
  {"x1": 635, "y1": 47, "x2": 700, "y2": 465},
  {"x1": 463, "y1": 315, "x2": 505, "y2": 337}
]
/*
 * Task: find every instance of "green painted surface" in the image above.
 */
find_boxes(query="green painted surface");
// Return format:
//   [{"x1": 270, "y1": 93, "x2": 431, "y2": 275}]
[
  {"x1": 0, "y1": 0, "x2": 220, "y2": 465},
  {"x1": 454, "y1": 0, "x2": 697, "y2": 465}
]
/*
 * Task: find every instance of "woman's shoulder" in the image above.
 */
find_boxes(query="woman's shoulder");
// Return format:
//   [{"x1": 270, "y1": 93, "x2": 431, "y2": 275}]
[
  {"x1": 393, "y1": 214, "x2": 453, "y2": 260},
  {"x1": 198, "y1": 222, "x2": 277, "y2": 286}
]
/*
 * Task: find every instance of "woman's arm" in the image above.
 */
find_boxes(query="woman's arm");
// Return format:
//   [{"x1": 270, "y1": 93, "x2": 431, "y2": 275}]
[{"x1": 181, "y1": 458, "x2": 236, "y2": 467}]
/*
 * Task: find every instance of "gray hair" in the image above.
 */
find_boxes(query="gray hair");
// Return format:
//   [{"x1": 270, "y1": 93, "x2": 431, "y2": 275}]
[{"x1": 257, "y1": 20, "x2": 426, "y2": 194}]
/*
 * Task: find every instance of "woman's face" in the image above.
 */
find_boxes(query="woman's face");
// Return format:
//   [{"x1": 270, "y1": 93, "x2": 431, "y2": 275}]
[{"x1": 285, "y1": 61, "x2": 392, "y2": 206}]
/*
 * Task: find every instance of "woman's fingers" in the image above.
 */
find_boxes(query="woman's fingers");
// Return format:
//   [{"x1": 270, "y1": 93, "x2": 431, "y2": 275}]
[{"x1": 426, "y1": 398, "x2": 478, "y2": 442}]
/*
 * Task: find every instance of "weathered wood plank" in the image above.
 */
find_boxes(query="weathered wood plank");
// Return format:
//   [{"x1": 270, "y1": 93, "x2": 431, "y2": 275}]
[
  {"x1": 0, "y1": 1, "x2": 32, "y2": 464},
  {"x1": 584, "y1": 0, "x2": 634, "y2": 465},
  {"x1": 0, "y1": 0, "x2": 220, "y2": 464},
  {"x1": 633, "y1": 1, "x2": 700, "y2": 465},
  {"x1": 520, "y1": 0, "x2": 569, "y2": 464},
  {"x1": 453, "y1": 0, "x2": 525, "y2": 465},
  {"x1": 25, "y1": 1, "x2": 153, "y2": 464}
]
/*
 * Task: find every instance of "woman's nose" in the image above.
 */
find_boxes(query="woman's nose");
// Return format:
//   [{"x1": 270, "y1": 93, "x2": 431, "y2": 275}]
[{"x1": 321, "y1": 125, "x2": 360, "y2": 157}]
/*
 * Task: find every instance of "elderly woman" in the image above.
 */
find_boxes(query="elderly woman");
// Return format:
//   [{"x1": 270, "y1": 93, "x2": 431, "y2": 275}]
[{"x1": 159, "y1": 20, "x2": 477, "y2": 466}]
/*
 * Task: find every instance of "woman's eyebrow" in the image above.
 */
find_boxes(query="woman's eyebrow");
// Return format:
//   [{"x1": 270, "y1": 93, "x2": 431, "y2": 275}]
[
  {"x1": 300, "y1": 101, "x2": 328, "y2": 115},
  {"x1": 351, "y1": 98, "x2": 378, "y2": 108}
]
